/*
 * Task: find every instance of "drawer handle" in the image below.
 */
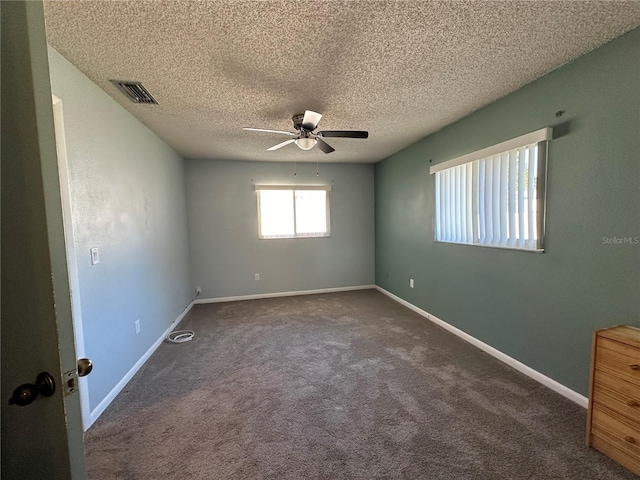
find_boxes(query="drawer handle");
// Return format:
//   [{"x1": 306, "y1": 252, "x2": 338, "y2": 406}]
[
  {"x1": 630, "y1": 364, "x2": 640, "y2": 370},
  {"x1": 625, "y1": 436, "x2": 636, "y2": 444},
  {"x1": 628, "y1": 399, "x2": 640, "y2": 407}
]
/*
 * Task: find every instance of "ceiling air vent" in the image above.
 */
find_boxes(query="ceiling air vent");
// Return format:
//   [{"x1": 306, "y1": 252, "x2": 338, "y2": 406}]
[{"x1": 111, "y1": 80, "x2": 158, "y2": 104}]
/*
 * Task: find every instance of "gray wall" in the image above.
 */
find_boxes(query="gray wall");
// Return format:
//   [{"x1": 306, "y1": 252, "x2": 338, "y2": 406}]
[
  {"x1": 48, "y1": 47, "x2": 193, "y2": 411},
  {"x1": 186, "y1": 160, "x2": 374, "y2": 298},
  {"x1": 375, "y1": 28, "x2": 640, "y2": 396}
]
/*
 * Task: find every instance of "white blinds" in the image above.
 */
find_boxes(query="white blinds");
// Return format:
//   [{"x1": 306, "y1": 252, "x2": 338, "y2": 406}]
[{"x1": 432, "y1": 130, "x2": 549, "y2": 251}]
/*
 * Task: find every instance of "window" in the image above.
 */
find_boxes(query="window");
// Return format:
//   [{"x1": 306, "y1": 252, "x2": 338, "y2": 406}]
[
  {"x1": 429, "y1": 128, "x2": 551, "y2": 251},
  {"x1": 255, "y1": 185, "x2": 330, "y2": 239}
]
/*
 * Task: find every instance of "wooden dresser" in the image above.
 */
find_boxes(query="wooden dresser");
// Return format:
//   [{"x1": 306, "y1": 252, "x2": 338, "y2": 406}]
[{"x1": 587, "y1": 325, "x2": 640, "y2": 475}]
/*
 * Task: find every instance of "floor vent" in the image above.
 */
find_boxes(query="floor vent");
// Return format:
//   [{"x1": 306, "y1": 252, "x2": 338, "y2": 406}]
[{"x1": 111, "y1": 80, "x2": 158, "y2": 104}]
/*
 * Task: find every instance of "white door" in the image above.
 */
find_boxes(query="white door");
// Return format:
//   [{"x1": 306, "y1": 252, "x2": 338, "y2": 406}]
[{"x1": 1, "y1": 1, "x2": 87, "y2": 478}]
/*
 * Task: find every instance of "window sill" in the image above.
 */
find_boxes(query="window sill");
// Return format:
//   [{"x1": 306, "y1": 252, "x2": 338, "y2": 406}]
[
  {"x1": 434, "y1": 240, "x2": 544, "y2": 253},
  {"x1": 259, "y1": 234, "x2": 330, "y2": 240}
]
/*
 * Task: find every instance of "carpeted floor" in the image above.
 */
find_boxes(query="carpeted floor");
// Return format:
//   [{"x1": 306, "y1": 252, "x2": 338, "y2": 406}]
[{"x1": 85, "y1": 290, "x2": 637, "y2": 479}]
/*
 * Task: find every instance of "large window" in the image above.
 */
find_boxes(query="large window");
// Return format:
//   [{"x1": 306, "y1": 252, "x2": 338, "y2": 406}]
[
  {"x1": 429, "y1": 128, "x2": 551, "y2": 252},
  {"x1": 255, "y1": 185, "x2": 330, "y2": 239}
]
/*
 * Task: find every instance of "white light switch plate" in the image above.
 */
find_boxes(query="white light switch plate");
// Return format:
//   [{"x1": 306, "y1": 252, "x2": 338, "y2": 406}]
[{"x1": 90, "y1": 247, "x2": 99, "y2": 265}]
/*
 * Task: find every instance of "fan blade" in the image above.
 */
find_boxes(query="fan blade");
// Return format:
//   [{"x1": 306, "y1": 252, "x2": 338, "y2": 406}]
[
  {"x1": 302, "y1": 110, "x2": 322, "y2": 131},
  {"x1": 243, "y1": 128, "x2": 296, "y2": 136},
  {"x1": 315, "y1": 137, "x2": 335, "y2": 154},
  {"x1": 318, "y1": 130, "x2": 368, "y2": 139},
  {"x1": 267, "y1": 139, "x2": 296, "y2": 151}
]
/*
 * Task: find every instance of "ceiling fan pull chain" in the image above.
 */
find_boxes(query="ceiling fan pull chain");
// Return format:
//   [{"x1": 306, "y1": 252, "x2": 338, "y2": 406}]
[
  {"x1": 294, "y1": 161, "x2": 297, "y2": 177},
  {"x1": 316, "y1": 160, "x2": 319, "y2": 176}
]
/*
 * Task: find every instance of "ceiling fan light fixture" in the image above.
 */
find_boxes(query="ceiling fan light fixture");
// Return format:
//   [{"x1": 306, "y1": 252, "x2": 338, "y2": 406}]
[{"x1": 295, "y1": 137, "x2": 316, "y2": 150}]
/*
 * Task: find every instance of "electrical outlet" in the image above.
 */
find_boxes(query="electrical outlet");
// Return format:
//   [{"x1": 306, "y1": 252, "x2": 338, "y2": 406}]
[
  {"x1": 135, "y1": 319, "x2": 140, "y2": 334},
  {"x1": 410, "y1": 279, "x2": 414, "y2": 288},
  {"x1": 254, "y1": 273, "x2": 260, "y2": 281},
  {"x1": 196, "y1": 285, "x2": 201, "y2": 295}
]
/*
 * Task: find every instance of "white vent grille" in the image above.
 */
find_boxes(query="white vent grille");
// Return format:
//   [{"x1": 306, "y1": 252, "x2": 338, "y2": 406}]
[{"x1": 111, "y1": 80, "x2": 158, "y2": 104}]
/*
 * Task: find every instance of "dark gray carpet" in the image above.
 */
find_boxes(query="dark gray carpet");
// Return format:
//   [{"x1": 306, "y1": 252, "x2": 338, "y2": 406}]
[{"x1": 85, "y1": 290, "x2": 637, "y2": 479}]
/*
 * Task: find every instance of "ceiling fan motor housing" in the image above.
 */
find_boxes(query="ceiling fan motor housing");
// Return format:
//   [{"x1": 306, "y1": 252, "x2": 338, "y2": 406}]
[{"x1": 292, "y1": 114, "x2": 306, "y2": 132}]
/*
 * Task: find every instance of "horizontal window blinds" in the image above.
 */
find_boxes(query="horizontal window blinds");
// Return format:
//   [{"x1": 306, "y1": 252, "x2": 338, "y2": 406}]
[{"x1": 432, "y1": 129, "x2": 549, "y2": 251}]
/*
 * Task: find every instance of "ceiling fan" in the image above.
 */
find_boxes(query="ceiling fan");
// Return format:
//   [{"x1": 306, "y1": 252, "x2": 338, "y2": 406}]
[{"x1": 243, "y1": 110, "x2": 368, "y2": 154}]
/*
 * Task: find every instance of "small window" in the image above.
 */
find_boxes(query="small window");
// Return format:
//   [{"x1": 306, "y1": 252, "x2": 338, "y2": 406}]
[
  {"x1": 255, "y1": 185, "x2": 330, "y2": 239},
  {"x1": 429, "y1": 128, "x2": 551, "y2": 252}
]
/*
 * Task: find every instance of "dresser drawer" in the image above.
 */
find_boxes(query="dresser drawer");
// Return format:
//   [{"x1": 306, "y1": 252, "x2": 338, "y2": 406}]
[
  {"x1": 593, "y1": 370, "x2": 640, "y2": 421},
  {"x1": 591, "y1": 404, "x2": 640, "y2": 459},
  {"x1": 591, "y1": 435, "x2": 640, "y2": 475},
  {"x1": 596, "y1": 337, "x2": 640, "y2": 387}
]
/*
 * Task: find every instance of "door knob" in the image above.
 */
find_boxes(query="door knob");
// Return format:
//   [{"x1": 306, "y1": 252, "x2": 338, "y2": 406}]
[
  {"x1": 8, "y1": 372, "x2": 56, "y2": 406},
  {"x1": 77, "y1": 358, "x2": 93, "y2": 377}
]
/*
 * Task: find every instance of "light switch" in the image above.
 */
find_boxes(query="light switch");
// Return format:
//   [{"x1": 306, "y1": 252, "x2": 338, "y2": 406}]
[{"x1": 90, "y1": 247, "x2": 99, "y2": 265}]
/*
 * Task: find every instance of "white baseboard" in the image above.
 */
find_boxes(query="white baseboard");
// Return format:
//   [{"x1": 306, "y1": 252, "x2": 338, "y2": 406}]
[
  {"x1": 375, "y1": 286, "x2": 589, "y2": 408},
  {"x1": 194, "y1": 284, "x2": 376, "y2": 304},
  {"x1": 87, "y1": 301, "x2": 195, "y2": 427}
]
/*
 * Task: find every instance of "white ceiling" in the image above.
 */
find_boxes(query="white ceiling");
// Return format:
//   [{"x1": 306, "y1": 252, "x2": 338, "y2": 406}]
[{"x1": 43, "y1": 1, "x2": 640, "y2": 163}]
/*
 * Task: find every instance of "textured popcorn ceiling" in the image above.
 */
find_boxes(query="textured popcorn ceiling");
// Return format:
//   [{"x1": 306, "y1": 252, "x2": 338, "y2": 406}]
[{"x1": 43, "y1": 1, "x2": 640, "y2": 163}]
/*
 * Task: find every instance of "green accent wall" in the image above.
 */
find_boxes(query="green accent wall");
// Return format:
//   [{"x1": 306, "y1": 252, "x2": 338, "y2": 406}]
[{"x1": 375, "y1": 28, "x2": 640, "y2": 396}]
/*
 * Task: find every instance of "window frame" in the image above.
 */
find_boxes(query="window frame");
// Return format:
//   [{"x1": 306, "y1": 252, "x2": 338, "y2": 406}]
[
  {"x1": 429, "y1": 128, "x2": 551, "y2": 252},
  {"x1": 254, "y1": 185, "x2": 331, "y2": 240}
]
